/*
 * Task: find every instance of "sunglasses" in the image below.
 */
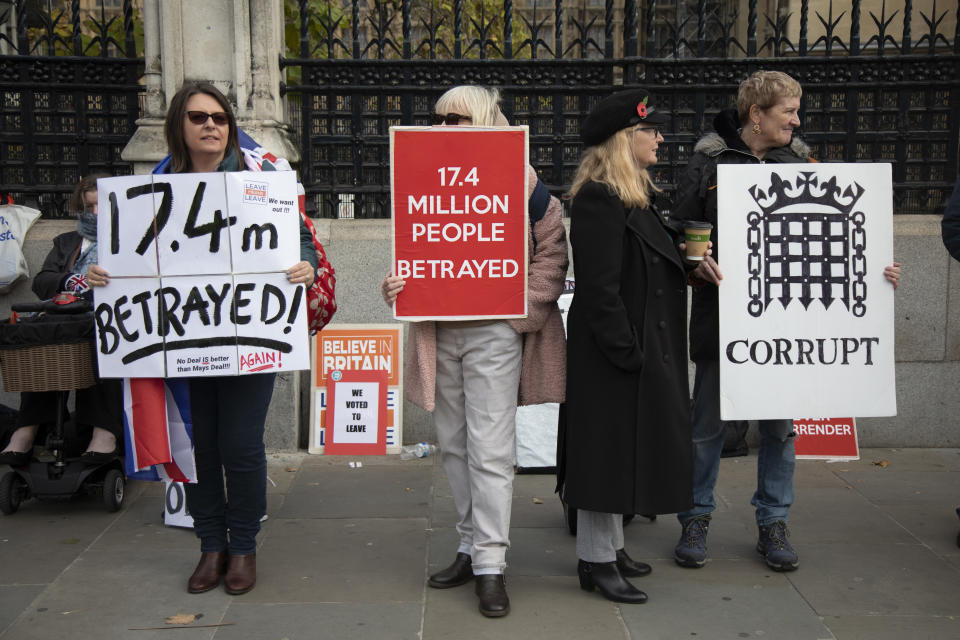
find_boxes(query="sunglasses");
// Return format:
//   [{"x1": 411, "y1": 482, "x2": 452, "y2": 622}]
[
  {"x1": 186, "y1": 111, "x2": 229, "y2": 126},
  {"x1": 634, "y1": 126, "x2": 661, "y2": 137},
  {"x1": 431, "y1": 112, "x2": 472, "y2": 125}
]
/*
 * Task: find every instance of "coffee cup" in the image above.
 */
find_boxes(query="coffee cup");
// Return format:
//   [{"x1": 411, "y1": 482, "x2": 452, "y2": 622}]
[{"x1": 683, "y1": 221, "x2": 713, "y2": 261}]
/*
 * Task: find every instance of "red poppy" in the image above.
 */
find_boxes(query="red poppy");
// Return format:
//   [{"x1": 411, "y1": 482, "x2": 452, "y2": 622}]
[{"x1": 637, "y1": 102, "x2": 648, "y2": 118}]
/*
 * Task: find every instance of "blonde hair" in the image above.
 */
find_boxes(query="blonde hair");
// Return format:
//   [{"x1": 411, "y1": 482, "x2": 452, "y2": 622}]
[
  {"x1": 570, "y1": 128, "x2": 659, "y2": 208},
  {"x1": 736, "y1": 70, "x2": 802, "y2": 125},
  {"x1": 435, "y1": 85, "x2": 502, "y2": 127}
]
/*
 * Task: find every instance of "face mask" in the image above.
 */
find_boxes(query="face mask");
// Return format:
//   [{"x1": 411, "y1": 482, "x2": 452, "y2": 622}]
[{"x1": 77, "y1": 211, "x2": 98, "y2": 241}]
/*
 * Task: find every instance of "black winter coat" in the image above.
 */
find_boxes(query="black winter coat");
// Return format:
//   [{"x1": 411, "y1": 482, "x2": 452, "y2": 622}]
[
  {"x1": 670, "y1": 109, "x2": 812, "y2": 362},
  {"x1": 557, "y1": 181, "x2": 693, "y2": 516},
  {"x1": 33, "y1": 231, "x2": 84, "y2": 299}
]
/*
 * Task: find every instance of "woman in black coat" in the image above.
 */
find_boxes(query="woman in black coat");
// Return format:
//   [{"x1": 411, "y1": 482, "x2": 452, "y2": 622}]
[
  {"x1": 557, "y1": 88, "x2": 695, "y2": 604},
  {"x1": 0, "y1": 175, "x2": 123, "y2": 467}
]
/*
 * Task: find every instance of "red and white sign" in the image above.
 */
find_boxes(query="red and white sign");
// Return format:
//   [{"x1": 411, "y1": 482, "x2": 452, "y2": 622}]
[
  {"x1": 324, "y1": 369, "x2": 387, "y2": 456},
  {"x1": 793, "y1": 417, "x2": 859, "y2": 460},
  {"x1": 309, "y1": 324, "x2": 403, "y2": 455},
  {"x1": 390, "y1": 127, "x2": 529, "y2": 320}
]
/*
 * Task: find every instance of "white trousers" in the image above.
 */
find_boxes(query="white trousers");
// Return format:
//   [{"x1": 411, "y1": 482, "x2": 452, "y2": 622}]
[{"x1": 434, "y1": 322, "x2": 522, "y2": 574}]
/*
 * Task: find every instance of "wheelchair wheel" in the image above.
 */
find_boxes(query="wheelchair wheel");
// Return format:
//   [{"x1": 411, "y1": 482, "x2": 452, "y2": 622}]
[
  {"x1": 102, "y1": 468, "x2": 125, "y2": 512},
  {"x1": 0, "y1": 471, "x2": 26, "y2": 515}
]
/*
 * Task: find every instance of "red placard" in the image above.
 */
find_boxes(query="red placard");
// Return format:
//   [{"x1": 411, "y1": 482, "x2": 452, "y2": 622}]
[
  {"x1": 390, "y1": 127, "x2": 528, "y2": 319},
  {"x1": 324, "y1": 369, "x2": 388, "y2": 455},
  {"x1": 793, "y1": 417, "x2": 859, "y2": 460}
]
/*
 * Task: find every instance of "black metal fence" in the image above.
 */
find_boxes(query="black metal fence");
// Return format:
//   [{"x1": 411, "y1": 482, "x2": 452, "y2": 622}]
[
  {"x1": 0, "y1": 0, "x2": 143, "y2": 217},
  {"x1": 281, "y1": 0, "x2": 960, "y2": 218}
]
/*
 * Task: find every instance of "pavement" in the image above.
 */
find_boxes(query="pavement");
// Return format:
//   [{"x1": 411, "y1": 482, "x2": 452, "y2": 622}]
[{"x1": 1, "y1": 447, "x2": 959, "y2": 640}]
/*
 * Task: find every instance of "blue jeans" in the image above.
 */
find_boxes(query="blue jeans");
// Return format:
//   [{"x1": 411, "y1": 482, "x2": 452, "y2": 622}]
[
  {"x1": 184, "y1": 373, "x2": 275, "y2": 555},
  {"x1": 677, "y1": 360, "x2": 795, "y2": 527}
]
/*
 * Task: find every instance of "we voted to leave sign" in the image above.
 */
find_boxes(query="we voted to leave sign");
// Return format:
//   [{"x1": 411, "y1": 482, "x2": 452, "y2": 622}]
[
  {"x1": 390, "y1": 126, "x2": 528, "y2": 320},
  {"x1": 324, "y1": 369, "x2": 388, "y2": 455},
  {"x1": 93, "y1": 171, "x2": 309, "y2": 378}
]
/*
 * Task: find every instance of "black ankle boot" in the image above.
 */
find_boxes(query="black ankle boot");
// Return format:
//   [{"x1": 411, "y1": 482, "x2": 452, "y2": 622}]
[
  {"x1": 616, "y1": 548, "x2": 652, "y2": 577},
  {"x1": 577, "y1": 559, "x2": 647, "y2": 604},
  {"x1": 475, "y1": 574, "x2": 510, "y2": 617},
  {"x1": 428, "y1": 552, "x2": 473, "y2": 588}
]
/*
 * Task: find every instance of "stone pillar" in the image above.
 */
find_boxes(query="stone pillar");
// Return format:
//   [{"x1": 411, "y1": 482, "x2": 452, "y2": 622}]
[
  {"x1": 121, "y1": 0, "x2": 299, "y2": 174},
  {"x1": 120, "y1": 0, "x2": 303, "y2": 451}
]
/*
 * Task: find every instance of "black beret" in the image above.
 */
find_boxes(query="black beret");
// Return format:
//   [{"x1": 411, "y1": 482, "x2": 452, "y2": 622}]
[{"x1": 581, "y1": 88, "x2": 670, "y2": 147}]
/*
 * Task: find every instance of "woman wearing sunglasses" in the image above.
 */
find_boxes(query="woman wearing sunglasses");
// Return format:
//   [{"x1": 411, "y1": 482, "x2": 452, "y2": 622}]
[
  {"x1": 557, "y1": 88, "x2": 694, "y2": 603},
  {"x1": 382, "y1": 85, "x2": 568, "y2": 617},
  {"x1": 144, "y1": 83, "x2": 317, "y2": 595}
]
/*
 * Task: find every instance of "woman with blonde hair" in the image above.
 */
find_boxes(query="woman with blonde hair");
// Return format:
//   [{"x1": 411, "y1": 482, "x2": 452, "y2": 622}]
[
  {"x1": 382, "y1": 85, "x2": 568, "y2": 617},
  {"x1": 557, "y1": 88, "x2": 694, "y2": 604}
]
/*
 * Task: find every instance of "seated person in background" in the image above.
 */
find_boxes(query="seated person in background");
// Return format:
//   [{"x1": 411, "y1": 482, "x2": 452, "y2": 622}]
[{"x1": 0, "y1": 174, "x2": 123, "y2": 466}]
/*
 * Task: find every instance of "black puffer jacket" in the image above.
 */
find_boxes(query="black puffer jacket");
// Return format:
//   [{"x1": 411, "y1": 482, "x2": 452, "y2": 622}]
[{"x1": 670, "y1": 108, "x2": 812, "y2": 362}]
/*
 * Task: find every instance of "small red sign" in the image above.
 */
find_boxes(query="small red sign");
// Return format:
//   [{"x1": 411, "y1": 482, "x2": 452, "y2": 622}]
[
  {"x1": 390, "y1": 127, "x2": 528, "y2": 319},
  {"x1": 793, "y1": 417, "x2": 859, "y2": 460}
]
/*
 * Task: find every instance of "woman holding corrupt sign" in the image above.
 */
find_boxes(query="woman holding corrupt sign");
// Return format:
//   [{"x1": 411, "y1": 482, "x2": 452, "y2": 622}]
[
  {"x1": 669, "y1": 70, "x2": 900, "y2": 572},
  {"x1": 556, "y1": 89, "x2": 694, "y2": 604},
  {"x1": 381, "y1": 86, "x2": 568, "y2": 617},
  {"x1": 88, "y1": 82, "x2": 322, "y2": 596}
]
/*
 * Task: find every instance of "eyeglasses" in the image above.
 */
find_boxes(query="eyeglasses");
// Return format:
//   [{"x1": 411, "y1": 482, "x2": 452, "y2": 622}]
[
  {"x1": 186, "y1": 111, "x2": 229, "y2": 126},
  {"x1": 634, "y1": 126, "x2": 661, "y2": 137},
  {"x1": 431, "y1": 112, "x2": 472, "y2": 126}
]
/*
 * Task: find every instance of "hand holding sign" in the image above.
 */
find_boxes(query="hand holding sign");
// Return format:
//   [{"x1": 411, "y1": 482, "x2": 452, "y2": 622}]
[
  {"x1": 94, "y1": 171, "x2": 310, "y2": 378},
  {"x1": 390, "y1": 127, "x2": 529, "y2": 320}
]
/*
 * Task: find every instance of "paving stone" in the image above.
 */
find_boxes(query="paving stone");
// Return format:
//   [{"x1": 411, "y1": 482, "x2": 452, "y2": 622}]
[
  {"x1": 0, "y1": 585, "x2": 42, "y2": 635},
  {"x1": 853, "y1": 448, "x2": 960, "y2": 472},
  {"x1": 824, "y1": 614, "x2": 960, "y2": 640},
  {"x1": 787, "y1": 488, "x2": 917, "y2": 545},
  {"x1": 0, "y1": 502, "x2": 126, "y2": 583},
  {"x1": 619, "y1": 559, "x2": 833, "y2": 640},
  {"x1": 0, "y1": 545, "x2": 229, "y2": 640},
  {"x1": 834, "y1": 470, "x2": 960, "y2": 506},
  {"x1": 494, "y1": 527, "x2": 574, "y2": 578},
  {"x1": 95, "y1": 494, "x2": 196, "y2": 551},
  {"x1": 786, "y1": 542, "x2": 960, "y2": 616},
  {"x1": 878, "y1": 502, "x2": 960, "y2": 557},
  {"x1": 5, "y1": 448, "x2": 960, "y2": 638},
  {"x1": 278, "y1": 465, "x2": 432, "y2": 519},
  {"x1": 423, "y1": 575, "x2": 628, "y2": 640},
  {"x1": 509, "y1": 494, "x2": 567, "y2": 528},
  {"x1": 216, "y1": 602, "x2": 421, "y2": 639},
  {"x1": 511, "y1": 472, "x2": 558, "y2": 497},
  {"x1": 247, "y1": 517, "x2": 427, "y2": 603},
  {"x1": 429, "y1": 495, "x2": 460, "y2": 528}
]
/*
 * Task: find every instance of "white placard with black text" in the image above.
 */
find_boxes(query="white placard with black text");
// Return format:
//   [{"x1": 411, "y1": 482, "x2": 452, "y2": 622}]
[{"x1": 717, "y1": 163, "x2": 896, "y2": 420}]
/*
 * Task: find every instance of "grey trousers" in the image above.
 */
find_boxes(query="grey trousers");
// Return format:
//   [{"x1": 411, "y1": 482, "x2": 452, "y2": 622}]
[
  {"x1": 434, "y1": 321, "x2": 522, "y2": 574},
  {"x1": 576, "y1": 510, "x2": 623, "y2": 563}
]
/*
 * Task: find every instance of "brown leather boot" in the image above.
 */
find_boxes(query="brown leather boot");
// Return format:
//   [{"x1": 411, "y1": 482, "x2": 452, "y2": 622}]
[
  {"x1": 187, "y1": 551, "x2": 228, "y2": 594},
  {"x1": 224, "y1": 554, "x2": 257, "y2": 595}
]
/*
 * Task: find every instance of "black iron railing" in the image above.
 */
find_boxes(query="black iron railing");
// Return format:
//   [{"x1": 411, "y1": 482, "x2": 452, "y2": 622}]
[
  {"x1": 281, "y1": 0, "x2": 960, "y2": 218},
  {"x1": 0, "y1": 0, "x2": 143, "y2": 217}
]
